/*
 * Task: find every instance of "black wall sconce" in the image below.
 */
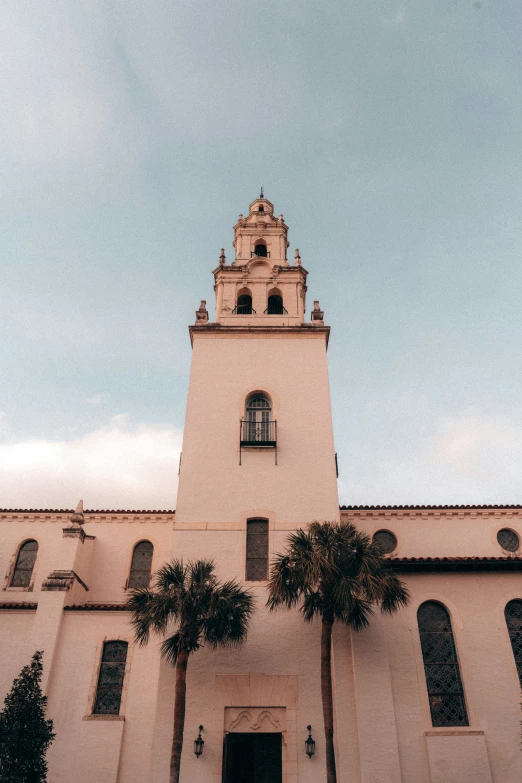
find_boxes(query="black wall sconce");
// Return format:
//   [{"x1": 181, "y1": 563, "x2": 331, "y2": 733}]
[
  {"x1": 194, "y1": 725, "x2": 204, "y2": 758},
  {"x1": 305, "y1": 725, "x2": 315, "y2": 758}
]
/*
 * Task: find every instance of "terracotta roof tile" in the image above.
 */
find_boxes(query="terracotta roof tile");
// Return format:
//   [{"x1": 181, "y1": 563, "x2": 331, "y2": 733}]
[
  {"x1": 64, "y1": 604, "x2": 131, "y2": 611},
  {"x1": 388, "y1": 556, "x2": 522, "y2": 572},
  {"x1": 340, "y1": 504, "x2": 522, "y2": 510}
]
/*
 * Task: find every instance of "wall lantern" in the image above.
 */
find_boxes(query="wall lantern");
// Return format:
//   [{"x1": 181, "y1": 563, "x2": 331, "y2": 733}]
[
  {"x1": 305, "y1": 725, "x2": 315, "y2": 758},
  {"x1": 194, "y1": 725, "x2": 204, "y2": 758}
]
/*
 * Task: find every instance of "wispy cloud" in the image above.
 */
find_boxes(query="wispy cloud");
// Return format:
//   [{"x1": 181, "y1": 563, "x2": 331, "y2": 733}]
[
  {"x1": 341, "y1": 414, "x2": 522, "y2": 506},
  {"x1": 0, "y1": 416, "x2": 182, "y2": 509},
  {"x1": 381, "y1": 5, "x2": 408, "y2": 30},
  {"x1": 86, "y1": 394, "x2": 107, "y2": 405}
]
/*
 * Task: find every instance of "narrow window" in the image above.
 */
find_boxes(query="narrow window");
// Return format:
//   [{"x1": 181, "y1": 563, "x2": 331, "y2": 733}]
[
  {"x1": 93, "y1": 641, "x2": 128, "y2": 715},
  {"x1": 254, "y1": 243, "x2": 267, "y2": 257},
  {"x1": 258, "y1": 205, "x2": 264, "y2": 212},
  {"x1": 245, "y1": 394, "x2": 272, "y2": 442},
  {"x1": 128, "y1": 541, "x2": 153, "y2": 589},
  {"x1": 417, "y1": 601, "x2": 468, "y2": 727},
  {"x1": 236, "y1": 294, "x2": 253, "y2": 314},
  {"x1": 505, "y1": 600, "x2": 522, "y2": 686},
  {"x1": 267, "y1": 294, "x2": 284, "y2": 314},
  {"x1": 10, "y1": 540, "x2": 38, "y2": 587},
  {"x1": 246, "y1": 519, "x2": 268, "y2": 581}
]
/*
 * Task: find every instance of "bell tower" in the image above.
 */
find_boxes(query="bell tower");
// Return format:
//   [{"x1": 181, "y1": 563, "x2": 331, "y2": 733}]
[
  {"x1": 214, "y1": 194, "x2": 308, "y2": 326},
  {"x1": 175, "y1": 194, "x2": 339, "y2": 532}
]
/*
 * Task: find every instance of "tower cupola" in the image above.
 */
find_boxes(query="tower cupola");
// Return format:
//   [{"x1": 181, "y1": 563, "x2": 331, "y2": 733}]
[{"x1": 209, "y1": 194, "x2": 316, "y2": 328}]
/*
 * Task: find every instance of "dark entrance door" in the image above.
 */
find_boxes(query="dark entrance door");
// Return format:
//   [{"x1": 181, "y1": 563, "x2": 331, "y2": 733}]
[{"x1": 223, "y1": 733, "x2": 282, "y2": 783}]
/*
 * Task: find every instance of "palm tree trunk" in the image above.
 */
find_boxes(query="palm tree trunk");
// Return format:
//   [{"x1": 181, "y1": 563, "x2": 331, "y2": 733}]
[
  {"x1": 321, "y1": 615, "x2": 337, "y2": 783},
  {"x1": 170, "y1": 649, "x2": 189, "y2": 783}
]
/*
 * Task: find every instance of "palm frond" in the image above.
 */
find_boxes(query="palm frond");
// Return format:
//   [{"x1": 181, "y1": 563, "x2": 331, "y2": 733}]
[
  {"x1": 155, "y1": 560, "x2": 186, "y2": 592},
  {"x1": 266, "y1": 520, "x2": 410, "y2": 631},
  {"x1": 160, "y1": 633, "x2": 184, "y2": 666}
]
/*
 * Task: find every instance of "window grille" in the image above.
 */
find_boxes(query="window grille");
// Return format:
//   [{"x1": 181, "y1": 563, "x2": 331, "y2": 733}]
[
  {"x1": 10, "y1": 540, "x2": 38, "y2": 587},
  {"x1": 497, "y1": 528, "x2": 520, "y2": 552},
  {"x1": 93, "y1": 641, "x2": 128, "y2": 715},
  {"x1": 372, "y1": 530, "x2": 397, "y2": 555},
  {"x1": 265, "y1": 295, "x2": 287, "y2": 315},
  {"x1": 505, "y1": 599, "x2": 522, "y2": 687},
  {"x1": 245, "y1": 394, "x2": 272, "y2": 442},
  {"x1": 234, "y1": 294, "x2": 254, "y2": 315},
  {"x1": 246, "y1": 519, "x2": 268, "y2": 581},
  {"x1": 417, "y1": 601, "x2": 468, "y2": 727},
  {"x1": 128, "y1": 541, "x2": 153, "y2": 589}
]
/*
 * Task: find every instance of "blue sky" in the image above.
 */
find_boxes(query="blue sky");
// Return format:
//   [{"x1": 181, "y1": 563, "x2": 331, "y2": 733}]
[{"x1": 1, "y1": 0, "x2": 521, "y2": 508}]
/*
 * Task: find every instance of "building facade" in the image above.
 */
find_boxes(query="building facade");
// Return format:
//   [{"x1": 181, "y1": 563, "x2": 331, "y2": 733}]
[{"x1": 1, "y1": 196, "x2": 522, "y2": 783}]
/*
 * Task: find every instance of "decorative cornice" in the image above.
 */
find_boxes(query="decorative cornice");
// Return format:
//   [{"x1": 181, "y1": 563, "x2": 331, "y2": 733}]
[{"x1": 42, "y1": 570, "x2": 89, "y2": 592}]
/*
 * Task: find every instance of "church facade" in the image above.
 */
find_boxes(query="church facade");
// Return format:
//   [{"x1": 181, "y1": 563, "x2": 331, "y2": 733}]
[{"x1": 1, "y1": 196, "x2": 521, "y2": 783}]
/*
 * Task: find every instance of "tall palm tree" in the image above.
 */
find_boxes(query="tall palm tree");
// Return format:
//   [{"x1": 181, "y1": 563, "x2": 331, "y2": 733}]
[
  {"x1": 126, "y1": 559, "x2": 254, "y2": 783},
  {"x1": 267, "y1": 521, "x2": 409, "y2": 783}
]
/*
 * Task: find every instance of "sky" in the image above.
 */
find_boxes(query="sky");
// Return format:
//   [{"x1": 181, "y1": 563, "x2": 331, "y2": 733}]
[{"x1": 1, "y1": 0, "x2": 521, "y2": 509}]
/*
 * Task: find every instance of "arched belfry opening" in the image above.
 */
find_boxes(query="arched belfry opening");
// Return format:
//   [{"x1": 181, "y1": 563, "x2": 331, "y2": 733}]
[
  {"x1": 234, "y1": 288, "x2": 254, "y2": 314},
  {"x1": 253, "y1": 239, "x2": 268, "y2": 258},
  {"x1": 266, "y1": 289, "x2": 286, "y2": 315}
]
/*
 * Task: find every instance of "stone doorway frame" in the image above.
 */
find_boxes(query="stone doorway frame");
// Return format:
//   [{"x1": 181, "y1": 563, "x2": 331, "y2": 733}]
[{"x1": 213, "y1": 674, "x2": 298, "y2": 783}]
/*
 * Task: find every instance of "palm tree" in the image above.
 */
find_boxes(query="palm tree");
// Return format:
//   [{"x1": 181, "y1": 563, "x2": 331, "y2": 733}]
[
  {"x1": 267, "y1": 521, "x2": 409, "y2": 783},
  {"x1": 126, "y1": 559, "x2": 254, "y2": 783}
]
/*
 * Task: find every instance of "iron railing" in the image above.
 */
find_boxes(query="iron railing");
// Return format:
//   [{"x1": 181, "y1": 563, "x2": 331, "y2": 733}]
[
  {"x1": 264, "y1": 305, "x2": 288, "y2": 315},
  {"x1": 240, "y1": 420, "x2": 277, "y2": 465},
  {"x1": 232, "y1": 304, "x2": 256, "y2": 314}
]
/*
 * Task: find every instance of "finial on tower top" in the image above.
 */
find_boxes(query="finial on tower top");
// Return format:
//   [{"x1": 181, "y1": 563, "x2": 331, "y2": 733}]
[
  {"x1": 260, "y1": 186, "x2": 264, "y2": 198},
  {"x1": 219, "y1": 248, "x2": 226, "y2": 265}
]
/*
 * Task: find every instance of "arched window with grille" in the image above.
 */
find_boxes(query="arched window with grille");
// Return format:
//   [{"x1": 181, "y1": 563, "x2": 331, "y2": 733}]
[
  {"x1": 246, "y1": 519, "x2": 269, "y2": 581},
  {"x1": 245, "y1": 393, "x2": 272, "y2": 443},
  {"x1": 254, "y1": 241, "x2": 268, "y2": 257},
  {"x1": 235, "y1": 289, "x2": 253, "y2": 314},
  {"x1": 265, "y1": 289, "x2": 286, "y2": 315},
  {"x1": 93, "y1": 640, "x2": 128, "y2": 715},
  {"x1": 505, "y1": 599, "x2": 522, "y2": 686},
  {"x1": 417, "y1": 601, "x2": 468, "y2": 727},
  {"x1": 128, "y1": 541, "x2": 153, "y2": 589},
  {"x1": 10, "y1": 540, "x2": 38, "y2": 588}
]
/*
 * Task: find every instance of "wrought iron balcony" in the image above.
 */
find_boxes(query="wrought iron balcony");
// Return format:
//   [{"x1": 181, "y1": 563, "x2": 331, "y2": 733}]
[
  {"x1": 240, "y1": 419, "x2": 278, "y2": 465},
  {"x1": 232, "y1": 304, "x2": 256, "y2": 314},
  {"x1": 240, "y1": 420, "x2": 277, "y2": 446}
]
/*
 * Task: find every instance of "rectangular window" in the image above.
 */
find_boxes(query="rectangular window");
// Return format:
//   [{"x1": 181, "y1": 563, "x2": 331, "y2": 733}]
[
  {"x1": 93, "y1": 641, "x2": 128, "y2": 715},
  {"x1": 246, "y1": 519, "x2": 268, "y2": 581}
]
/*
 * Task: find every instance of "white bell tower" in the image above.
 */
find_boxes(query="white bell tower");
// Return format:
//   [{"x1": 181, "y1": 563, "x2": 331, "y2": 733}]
[{"x1": 175, "y1": 193, "x2": 339, "y2": 532}]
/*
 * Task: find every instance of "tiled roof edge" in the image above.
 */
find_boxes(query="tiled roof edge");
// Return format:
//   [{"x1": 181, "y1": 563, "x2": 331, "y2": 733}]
[
  {"x1": 64, "y1": 604, "x2": 131, "y2": 611},
  {"x1": 340, "y1": 504, "x2": 522, "y2": 510},
  {"x1": 0, "y1": 509, "x2": 176, "y2": 514}
]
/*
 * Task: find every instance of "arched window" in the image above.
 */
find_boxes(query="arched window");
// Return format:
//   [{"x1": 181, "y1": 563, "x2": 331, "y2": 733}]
[
  {"x1": 254, "y1": 242, "x2": 267, "y2": 257},
  {"x1": 128, "y1": 541, "x2": 153, "y2": 589},
  {"x1": 93, "y1": 640, "x2": 128, "y2": 715},
  {"x1": 10, "y1": 540, "x2": 38, "y2": 588},
  {"x1": 236, "y1": 291, "x2": 253, "y2": 314},
  {"x1": 266, "y1": 294, "x2": 284, "y2": 315},
  {"x1": 505, "y1": 600, "x2": 522, "y2": 686},
  {"x1": 417, "y1": 601, "x2": 468, "y2": 727},
  {"x1": 258, "y1": 205, "x2": 264, "y2": 212},
  {"x1": 246, "y1": 519, "x2": 268, "y2": 581},
  {"x1": 245, "y1": 393, "x2": 272, "y2": 442}
]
